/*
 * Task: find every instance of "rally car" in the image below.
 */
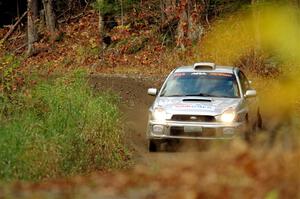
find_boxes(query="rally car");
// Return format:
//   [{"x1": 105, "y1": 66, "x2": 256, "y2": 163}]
[{"x1": 146, "y1": 62, "x2": 262, "y2": 152}]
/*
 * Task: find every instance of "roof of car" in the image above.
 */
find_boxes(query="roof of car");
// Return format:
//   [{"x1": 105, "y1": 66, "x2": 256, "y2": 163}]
[{"x1": 174, "y1": 65, "x2": 236, "y2": 74}]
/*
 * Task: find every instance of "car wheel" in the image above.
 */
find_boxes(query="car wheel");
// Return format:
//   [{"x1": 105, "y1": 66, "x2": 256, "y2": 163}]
[
  {"x1": 244, "y1": 115, "x2": 254, "y2": 143},
  {"x1": 148, "y1": 139, "x2": 161, "y2": 152},
  {"x1": 257, "y1": 109, "x2": 263, "y2": 130}
]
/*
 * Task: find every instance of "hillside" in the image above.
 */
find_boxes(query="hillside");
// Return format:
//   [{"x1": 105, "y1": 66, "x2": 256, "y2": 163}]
[
  {"x1": 1, "y1": 1, "x2": 258, "y2": 76},
  {"x1": 1, "y1": 2, "x2": 185, "y2": 75}
]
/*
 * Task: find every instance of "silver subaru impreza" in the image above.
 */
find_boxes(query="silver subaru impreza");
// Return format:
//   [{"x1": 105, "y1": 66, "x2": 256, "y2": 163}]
[{"x1": 146, "y1": 62, "x2": 262, "y2": 152}]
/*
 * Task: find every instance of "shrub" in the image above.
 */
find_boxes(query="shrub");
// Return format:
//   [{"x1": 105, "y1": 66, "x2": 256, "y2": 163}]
[
  {"x1": 0, "y1": 71, "x2": 130, "y2": 181},
  {"x1": 0, "y1": 53, "x2": 23, "y2": 96}
]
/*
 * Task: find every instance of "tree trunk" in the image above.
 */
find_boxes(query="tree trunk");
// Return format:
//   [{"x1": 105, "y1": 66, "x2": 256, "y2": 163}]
[
  {"x1": 42, "y1": 0, "x2": 56, "y2": 34},
  {"x1": 32, "y1": 0, "x2": 39, "y2": 19},
  {"x1": 187, "y1": 1, "x2": 203, "y2": 43},
  {"x1": 176, "y1": 2, "x2": 188, "y2": 50},
  {"x1": 27, "y1": 0, "x2": 37, "y2": 56},
  {"x1": 176, "y1": 0, "x2": 202, "y2": 49},
  {"x1": 97, "y1": 0, "x2": 105, "y2": 49}
]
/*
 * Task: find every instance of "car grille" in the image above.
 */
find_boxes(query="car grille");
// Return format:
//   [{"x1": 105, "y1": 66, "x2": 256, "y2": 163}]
[
  {"x1": 171, "y1": 115, "x2": 216, "y2": 122},
  {"x1": 170, "y1": 127, "x2": 216, "y2": 137}
]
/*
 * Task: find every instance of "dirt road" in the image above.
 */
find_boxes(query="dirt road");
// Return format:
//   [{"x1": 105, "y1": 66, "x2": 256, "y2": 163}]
[
  {"x1": 3, "y1": 75, "x2": 298, "y2": 199},
  {"x1": 90, "y1": 74, "x2": 162, "y2": 154}
]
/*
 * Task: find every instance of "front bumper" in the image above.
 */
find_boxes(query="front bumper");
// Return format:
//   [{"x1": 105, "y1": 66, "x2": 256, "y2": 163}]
[{"x1": 147, "y1": 120, "x2": 245, "y2": 140}]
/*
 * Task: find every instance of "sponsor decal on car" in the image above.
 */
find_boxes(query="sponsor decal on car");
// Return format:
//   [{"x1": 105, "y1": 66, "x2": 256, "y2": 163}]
[
  {"x1": 173, "y1": 103, "x2": 215, "y2": 111},
  {"x1": 191, "y1": 72, "x2": 207, "y2": 75},
  {"x1": 208, "y1": 72, "x2": 233, "y2": 77},
  {"x1": 173, "y1": 72, "x2": 186, "y2": 77}
]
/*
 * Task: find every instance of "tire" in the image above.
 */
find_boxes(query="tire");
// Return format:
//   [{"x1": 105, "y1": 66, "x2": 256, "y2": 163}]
[
  {"x1": 148, "y1": 139, "x2": 161, "y2": 152},
  {"x1": 257, "y1": 109, "x2": 263, "y2": 130},
  {"x1": 244, "y1": 114, "x2": 254, "y2": 143}
]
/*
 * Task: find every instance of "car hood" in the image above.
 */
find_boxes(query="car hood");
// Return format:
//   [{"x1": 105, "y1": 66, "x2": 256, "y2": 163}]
[{"x1": 154, "y1": 97, "x2": 242, "y2": 116}]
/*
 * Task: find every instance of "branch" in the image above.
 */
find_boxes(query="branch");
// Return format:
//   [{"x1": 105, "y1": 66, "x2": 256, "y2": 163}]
[
  {"x1": 2, "y1": 11, "x2": 28, "y2": 43},
  {"x1": 8, "y1": 34, "x2": 26, "y2": 41},
  {"x1": 14, "y1": 43, "x2": 27, "y2": 53},
  {"x1": 57, "y1": 12, "x2": 84, "y2": 24}
]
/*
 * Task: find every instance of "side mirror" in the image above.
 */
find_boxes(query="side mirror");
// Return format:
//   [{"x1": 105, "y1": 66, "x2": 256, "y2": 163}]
[
  {"x1": 148, "y1": 88, "x2": 157, "y2": 96},
  {"x1": 244, "y1": 89, "x2": 257, "y2": 98}
]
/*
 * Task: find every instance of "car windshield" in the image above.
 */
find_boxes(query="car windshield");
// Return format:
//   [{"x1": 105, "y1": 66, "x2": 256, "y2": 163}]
[{"x1": 160, "y1": 72, "x2": 240, "y2": 98}]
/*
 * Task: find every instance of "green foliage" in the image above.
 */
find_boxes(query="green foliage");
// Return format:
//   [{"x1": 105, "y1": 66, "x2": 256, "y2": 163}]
[
  {"x1": 0, "y1": 71, "x2": 131, "y2": 181},
  {"x1": 0, "y1": 54, "x2": 22, "y2": 95},
  {"x1": 0, "y1": 54, "x2": 26, "y2": 119},
  {"x1": 113, "y1": 36, "x2": 149, "y2": 54},
  {"x1": 127, "y1": 37, "x2": 149, "y2": 54}
]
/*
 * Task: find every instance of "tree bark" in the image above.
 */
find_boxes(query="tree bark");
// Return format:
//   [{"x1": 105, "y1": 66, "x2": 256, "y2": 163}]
[
  {"x1": 32, "y1": 0, "x2": 39, "y2": 19},
  {"x1": 42, "y1": 0, "x2": 56, "y2": 34},
  {"x1": 176, "y1": 1, "x2": 188, "y2": 50},
  {"x1": 97, "y1": 0, "x2": 105, "y2": 49},
  {"x1": 176, "y1": 0, "x2": 202, "y2": 49},
  {"x1": 187, "y1": 1, "x2": 203, "y2": 43},
  {"x1": 27, "y1": 0, "x2": 37, "y2": 56}
]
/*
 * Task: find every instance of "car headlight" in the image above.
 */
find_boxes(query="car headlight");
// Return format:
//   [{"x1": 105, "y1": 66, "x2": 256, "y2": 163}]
[
  {"x1": 152, "y1": 107, "x2": 166, "y2": 122},
  {"x1": 220, "y1": 108, "x2": 236, "y2": 123}
]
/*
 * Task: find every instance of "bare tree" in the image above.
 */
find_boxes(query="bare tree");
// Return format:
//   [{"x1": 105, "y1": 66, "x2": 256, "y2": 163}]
[
  {"x1": 42, "y1": 0, "x2": 56, "y2": 34},
  {"x1": 27, "y1": 0, "x2": 38, "y2": 56}
]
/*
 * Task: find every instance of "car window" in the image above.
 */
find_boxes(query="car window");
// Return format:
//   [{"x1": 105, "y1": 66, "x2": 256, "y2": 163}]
[
  {"x1": 160, "y1": 72, "x2": 240, "y2": 98},
  {"x1": 238, "y1": 71, "x2": 250, "y2": 94}
]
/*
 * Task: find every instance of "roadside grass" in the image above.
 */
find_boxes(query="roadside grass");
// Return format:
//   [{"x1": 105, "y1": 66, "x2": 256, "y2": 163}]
[{"x1": 0, "y1": 71, "x2": 131, "y2": 181}]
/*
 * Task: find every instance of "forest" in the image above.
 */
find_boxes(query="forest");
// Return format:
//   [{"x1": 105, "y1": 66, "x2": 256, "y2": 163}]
[{"x1": 1, "y1": 0, "x2": 300, "y2": 198}]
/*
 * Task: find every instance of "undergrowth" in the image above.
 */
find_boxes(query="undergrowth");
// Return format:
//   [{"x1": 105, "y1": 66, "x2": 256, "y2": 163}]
[{"x1": 0, "y1": 70, "x2": 131, "y2": 181}]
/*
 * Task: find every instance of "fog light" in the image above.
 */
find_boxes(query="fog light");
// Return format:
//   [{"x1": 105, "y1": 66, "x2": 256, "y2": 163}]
[
  {"x1": 223, "y1": 128, "x2": 235, "y2": 136},
  {"x1": 153, "y1": 125, "x2": 164, "y2": 134}
]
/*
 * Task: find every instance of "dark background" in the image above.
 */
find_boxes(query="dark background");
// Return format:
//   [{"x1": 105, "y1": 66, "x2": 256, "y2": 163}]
[{"x1": 0, "y1": 0, "x2": 27, "y2": 27}]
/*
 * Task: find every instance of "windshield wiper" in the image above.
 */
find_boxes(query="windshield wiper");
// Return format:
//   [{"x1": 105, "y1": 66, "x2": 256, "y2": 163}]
[{"x1": 185, "y1": 93, "x2": 217, "y2": 97}]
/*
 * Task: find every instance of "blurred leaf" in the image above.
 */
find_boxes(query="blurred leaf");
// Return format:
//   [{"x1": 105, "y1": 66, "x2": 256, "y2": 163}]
[{"x1": 264, "y1": 190, "x2": 279, "y2": 199}]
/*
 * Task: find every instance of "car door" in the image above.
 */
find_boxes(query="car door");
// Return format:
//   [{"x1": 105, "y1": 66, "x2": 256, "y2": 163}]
[{"x1": 238, "y1": 70, "x2": 258, "y2": 125}]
